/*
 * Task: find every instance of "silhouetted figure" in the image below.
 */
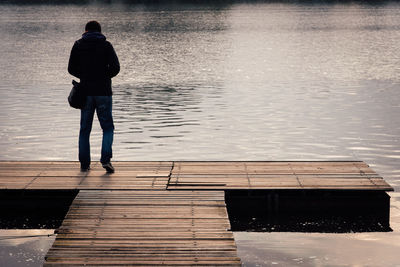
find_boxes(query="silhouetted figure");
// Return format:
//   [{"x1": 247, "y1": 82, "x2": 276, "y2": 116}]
[{"x1": 68, "y1": 21, "x2": 120, "y2": 173}]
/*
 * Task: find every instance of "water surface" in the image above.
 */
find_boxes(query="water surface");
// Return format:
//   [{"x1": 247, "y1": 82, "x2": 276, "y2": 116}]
[{"x1": 0, "y1": 230, "x2": 55, "y2": 266}]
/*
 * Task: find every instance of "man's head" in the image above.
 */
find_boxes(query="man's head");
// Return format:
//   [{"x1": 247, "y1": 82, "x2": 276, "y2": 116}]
[{"x1": 85, "y1": 21, "x2": 101, "y2": 33}]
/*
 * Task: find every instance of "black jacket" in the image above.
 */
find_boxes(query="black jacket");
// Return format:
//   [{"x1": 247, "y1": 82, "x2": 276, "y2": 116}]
[{"x1": 68, "y1": 32, "x2": 120, "y2": 96}]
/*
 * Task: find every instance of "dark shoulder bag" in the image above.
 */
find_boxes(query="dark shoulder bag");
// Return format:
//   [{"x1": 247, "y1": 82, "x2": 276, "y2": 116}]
[{"x1": 68, "y1": 80, "x2": 86, "y2": 109}]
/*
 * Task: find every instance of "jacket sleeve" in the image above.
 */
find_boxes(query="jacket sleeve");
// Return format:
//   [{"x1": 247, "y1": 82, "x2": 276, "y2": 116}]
[
  {"x1": 107, "y1": 42, "x2": 120, "y2": 78},
  {"x1": 68, "y1": 42, "x2": 81, "y2": 78}
]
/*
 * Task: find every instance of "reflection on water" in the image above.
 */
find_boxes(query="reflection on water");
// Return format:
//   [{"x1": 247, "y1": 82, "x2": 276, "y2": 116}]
[
  {"x1": 1, "y1": 1, "x2": 400, "y2": 266},
  {"x1": 115, "y1": 84, "x2": 203, "y2": 140}
]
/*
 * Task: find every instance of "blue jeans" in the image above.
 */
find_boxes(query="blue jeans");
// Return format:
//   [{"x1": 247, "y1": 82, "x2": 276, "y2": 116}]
[{"x1": 79, "y1": 96, "x2": 114, "y2": 168}]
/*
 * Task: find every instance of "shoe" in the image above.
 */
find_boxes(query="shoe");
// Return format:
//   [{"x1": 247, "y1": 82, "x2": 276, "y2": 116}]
[
  {"x1": 80, "y1": 166, "x2": 90, "y2": 172},
  {"x1": 102, "y1": 162, "x2": 115, "y2": 173}
]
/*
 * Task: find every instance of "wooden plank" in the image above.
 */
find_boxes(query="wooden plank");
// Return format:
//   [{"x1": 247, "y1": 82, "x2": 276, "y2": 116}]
[
  {"x1": 168, "y1": 161, "x2": 392, "y2": 191},
  {"x1": 0, "y1": 161, "x2": 392, "y2": 191},
  {"x1": 0, "y1": 161, "x2": 393, "y2": 265},
  {"x1": 0, "y1": 161, "x2": 173, "y2": 190},
  {"x1": 45, "y1": 190, "x2": 240, "y2": 266}
]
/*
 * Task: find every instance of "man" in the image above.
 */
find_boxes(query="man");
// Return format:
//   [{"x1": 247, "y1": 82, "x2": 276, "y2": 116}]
[{"x1": 68, "y1": 21, "x2": 120, "y2": 173}]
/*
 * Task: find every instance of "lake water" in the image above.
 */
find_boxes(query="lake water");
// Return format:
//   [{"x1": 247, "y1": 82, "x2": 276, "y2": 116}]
[{"x1": 1, "y1": 1, "x2": 400, "y2": 266}]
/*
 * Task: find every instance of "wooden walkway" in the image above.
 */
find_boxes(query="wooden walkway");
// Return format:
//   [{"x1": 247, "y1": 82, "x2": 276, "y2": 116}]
[
  {"x1": 44, "y1": 190, "x2": 240, "y2": 266},
  {"x1": 0, "y1": 161, "x2": 393, "y2": 266},
  {"x1": 0, "y1": 161, "x2": 172, "y2": 190},
  {"x1": 168, "y1": 161, "x2": 393, "y2": 190},
  {"x1": 0, "y1": 161, "x2": 392, "y2": 191}
]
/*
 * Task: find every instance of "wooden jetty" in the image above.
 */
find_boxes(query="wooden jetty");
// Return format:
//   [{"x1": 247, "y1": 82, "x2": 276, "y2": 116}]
[
  {"x1": 46, "y1": 190, "x2": 239, "y2": 266},
  {"x1": 168, "y1": 161, "x2": 392, "y2": 190},
  {"x1": 0, "y1": 161, "x2": 392, "y2": 191},
  {"x1": 0, "y1": 161, "x2": 394, "y2": 266}
]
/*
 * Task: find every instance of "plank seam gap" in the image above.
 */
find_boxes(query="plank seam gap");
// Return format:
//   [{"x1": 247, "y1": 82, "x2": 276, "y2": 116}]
[
  {"x1": 244, "y1": 163, "x2": 251, "y2": 189},
  {"x1": 353, "y1": 162, "x2": 378, "y2": 187},
  {"x1": 77, "y1": 166, "x2": 92, "y2": 187},
  {"x1": 166, "y1": 161, "x2": 175, "y2": 189},
  {"x1": 23, "y1": 169, "x2": 45, "y2": 189},
  {"x1": 289, "y1": 163, "x2": 303, "y2": 188}
]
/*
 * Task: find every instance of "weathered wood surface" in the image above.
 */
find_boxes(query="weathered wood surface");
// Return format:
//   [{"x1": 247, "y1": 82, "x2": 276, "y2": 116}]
[
  {"x1": 0, "y1": 161, "x2": 393, "y2": 191},
  {"x1": 44, "y1": 190, "x2": 241, "y2": 266},
  {"x1": 168, "y1": 161, "x2": 393, "y2": 190},
  {"x1": 0, "y1": 161, "x2": 172, "y2": 190},
  {"x1": 0, "y1": 161, "x2": 393, "y2": 265}
]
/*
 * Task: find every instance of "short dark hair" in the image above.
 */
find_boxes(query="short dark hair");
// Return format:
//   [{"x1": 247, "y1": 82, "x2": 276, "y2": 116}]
[{"x1": 85, "y1": 21, "x2": 101, "y2": 32}]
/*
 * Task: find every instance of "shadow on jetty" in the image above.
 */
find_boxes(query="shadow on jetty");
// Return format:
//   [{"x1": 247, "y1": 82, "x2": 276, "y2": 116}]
[{"x1": 226, "y1": 190, "x2": 392, "y2": 233}]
